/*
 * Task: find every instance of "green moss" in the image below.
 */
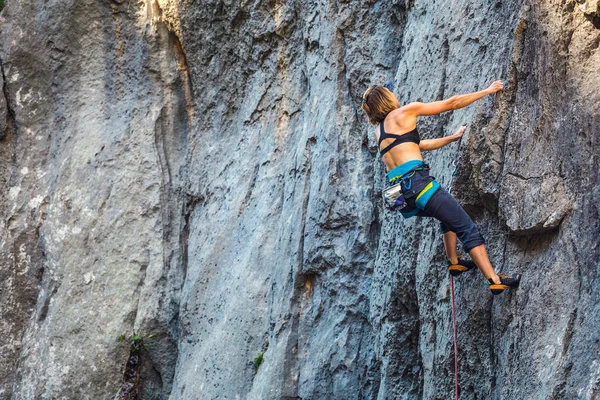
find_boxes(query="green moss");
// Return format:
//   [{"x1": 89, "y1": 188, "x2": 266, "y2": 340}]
[
  {"x1": 253, "y1": 352, "x2": 264, "y2": 370},
  {"x1": 0, "y1": 1, "x2": 5, "y2": 12}
]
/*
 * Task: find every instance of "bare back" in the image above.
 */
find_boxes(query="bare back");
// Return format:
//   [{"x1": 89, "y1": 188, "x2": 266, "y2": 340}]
[{"x1": 375, "y1": 108, "x2": 423, "y2": 171}]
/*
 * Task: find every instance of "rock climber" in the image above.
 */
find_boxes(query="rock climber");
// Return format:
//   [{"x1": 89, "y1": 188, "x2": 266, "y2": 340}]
[{"x1": 361, "y1": 81, "x2": 520, "y2": 294}]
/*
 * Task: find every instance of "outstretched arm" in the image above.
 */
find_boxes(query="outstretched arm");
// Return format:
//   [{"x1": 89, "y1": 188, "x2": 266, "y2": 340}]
[
  {"x1": 401, "y1": 81, "x2": 504, "y2": 116},
  {"x1": 419, "y1": 126, "x2": 466, "y2": 151}
]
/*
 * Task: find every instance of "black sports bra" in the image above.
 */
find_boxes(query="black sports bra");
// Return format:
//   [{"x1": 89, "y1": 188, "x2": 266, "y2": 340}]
[{"x1": 378, "y1": 116, "x2": 420, "y2": 155}]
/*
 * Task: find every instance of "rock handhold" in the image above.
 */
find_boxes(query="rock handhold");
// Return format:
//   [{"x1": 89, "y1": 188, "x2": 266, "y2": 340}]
[
  {"x1": 580, "y1": 1, "x2": 600, "y2": 29},
  {"x1": 500, "y1": 173, "x2": 572, "y2": 235}
]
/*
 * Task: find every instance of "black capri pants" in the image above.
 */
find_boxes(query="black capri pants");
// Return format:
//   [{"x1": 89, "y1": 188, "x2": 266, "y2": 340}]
[{"x1": 401, "y1": 170, "x2": 485, "y2": 252}]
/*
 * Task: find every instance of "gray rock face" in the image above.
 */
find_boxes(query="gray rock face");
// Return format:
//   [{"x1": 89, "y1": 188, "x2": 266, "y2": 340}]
[
  {"x1": 0, "y1": 64, "x2": 7, "y2": 140},
  {"x1": 0, "y1": 0, "x2": 599, "y2": 399}
]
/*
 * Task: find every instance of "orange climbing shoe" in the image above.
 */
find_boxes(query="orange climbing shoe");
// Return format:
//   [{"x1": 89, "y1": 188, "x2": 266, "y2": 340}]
[
  {"x1": 488, "y1": 273, "x2": 521, "y2": 295},
  {"x1": 448, "y1": 259, "x2": 477, "y2": 277}
]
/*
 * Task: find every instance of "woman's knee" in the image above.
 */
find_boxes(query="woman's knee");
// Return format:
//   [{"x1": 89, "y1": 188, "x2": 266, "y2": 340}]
[
  {"x1": 440, "y1": 222, "x2": 450, "y2": 233},
  {"x1": 428, "y1": 189, "x2": 484, "y2": 250},
  {"x1": 461, "y1": 227, "x2": 485, "y2": 252}
]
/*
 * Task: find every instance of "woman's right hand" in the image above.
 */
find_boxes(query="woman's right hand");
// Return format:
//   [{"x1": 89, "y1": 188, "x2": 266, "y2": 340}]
[
  {"x1": 487, "y1": 80, "x2": 504, "y2": 94},
  {"x1": 453, "y1": 125, "x2": 466, "y2": 141}
]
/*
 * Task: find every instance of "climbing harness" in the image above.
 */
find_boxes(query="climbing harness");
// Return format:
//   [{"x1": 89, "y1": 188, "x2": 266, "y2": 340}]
[
  {"x1": 383, "y1": 164, "x2": 430, "y2": 211},
  {"x1": 388, "y1": 163, "x2": 430, "y2": 185}
]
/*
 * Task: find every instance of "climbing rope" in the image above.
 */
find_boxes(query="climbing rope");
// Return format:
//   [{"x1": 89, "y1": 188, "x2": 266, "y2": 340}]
[
  {"x1": 450, "y1": 274, "x2": 459, "y2": 400},
  {"x1": 448, "y1": 132, "x2": 464, "y2": 400}
]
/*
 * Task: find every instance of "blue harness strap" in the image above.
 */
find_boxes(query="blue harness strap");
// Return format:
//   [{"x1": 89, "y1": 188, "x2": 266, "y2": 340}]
[
  {"x1": 387, "y1": 160, "x2": 424, "y2": 181},
  {"x1": 400, "y1": 207, "x2": 420, "y2": 219},
  {"x1": 415, "y1": 180, "x2": 440, "y2": 210}
]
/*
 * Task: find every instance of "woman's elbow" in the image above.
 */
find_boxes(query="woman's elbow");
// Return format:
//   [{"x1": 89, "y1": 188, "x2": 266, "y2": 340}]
[{"x1": 447, "y1": 96, "x2": 459, "y2": 110}]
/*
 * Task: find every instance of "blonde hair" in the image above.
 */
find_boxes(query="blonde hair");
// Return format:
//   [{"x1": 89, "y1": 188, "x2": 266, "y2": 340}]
[{"x1": 361, "y1": 85, "x2": 400, "y2": 125}]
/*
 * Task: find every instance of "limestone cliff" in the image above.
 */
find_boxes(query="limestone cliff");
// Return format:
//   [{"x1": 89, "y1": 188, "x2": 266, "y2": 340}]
[{"x1": 0, "y1": 0, "x2": 598, "y2": 399}]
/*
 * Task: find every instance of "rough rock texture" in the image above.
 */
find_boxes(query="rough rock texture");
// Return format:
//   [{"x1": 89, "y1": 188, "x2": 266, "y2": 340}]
[{"x1": 0, "y1": 0, "x2": 599, "y2": 399}]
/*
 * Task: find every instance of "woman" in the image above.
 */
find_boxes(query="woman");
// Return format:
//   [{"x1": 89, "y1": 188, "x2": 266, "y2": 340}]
[{"x1": 362, "y1": 81, "x2": 520, "y2": 295}]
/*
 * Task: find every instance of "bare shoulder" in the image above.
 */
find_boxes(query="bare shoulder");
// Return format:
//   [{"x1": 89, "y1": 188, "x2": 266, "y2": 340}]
[
  {"x1": 398, "y1": 102, "x2": 422, "y2": 115},
  {"x1": 388, "y1": 106, "x2": 417, "y2": 130}
]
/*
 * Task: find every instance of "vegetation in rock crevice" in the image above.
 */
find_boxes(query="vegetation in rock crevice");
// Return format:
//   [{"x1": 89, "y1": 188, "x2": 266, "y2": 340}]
[
  {"x1": 115, "y1": 333, "x2": 156, "y2": 400},
  {"x1": 253, "y1": 352, "x2": 264, "y2": 370},
  {"x1": 251, "y1": 339, "x2": 269, "y2": 373}
]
